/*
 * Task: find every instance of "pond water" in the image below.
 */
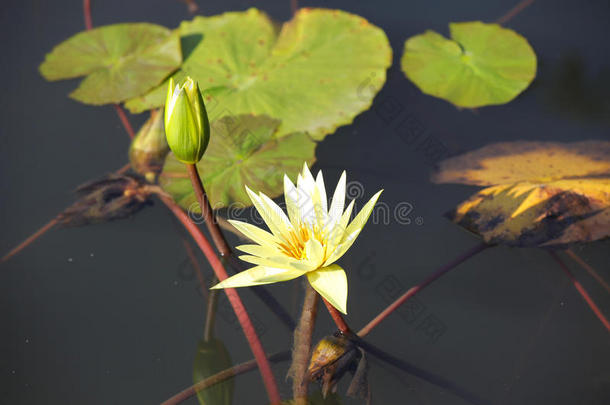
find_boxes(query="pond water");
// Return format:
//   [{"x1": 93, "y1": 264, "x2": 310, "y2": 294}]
[{"x1": 1, "y1": 0, "x2": 609, "y2": 404}]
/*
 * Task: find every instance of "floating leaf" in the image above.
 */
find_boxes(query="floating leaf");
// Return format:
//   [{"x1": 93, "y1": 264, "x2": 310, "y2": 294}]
[
  {"x1": 448, "y1": 178, "x2": 610, "y2": 247},
  {"x1": 193, "y1": 339, "x2": 234, "y2": 405},
  {"x1": 159, "y1": 115, "x2": 316, "y2": 210},
  {"x1": 126, "y1": 8, "x2": 392, "y2": 140},
  {"x1": 432, "y1": 141, "x2": 610, "y2": 186},
  {"x1": 39, "y1": 23, "x2": 182, "y2": 105},
  {"x1": 401, "y1": 21, "x2": 536, "y2": 108}
]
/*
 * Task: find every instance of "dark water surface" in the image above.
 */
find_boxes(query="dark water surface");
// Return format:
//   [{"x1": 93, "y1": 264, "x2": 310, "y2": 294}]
[{"x1": 1, "y1": 0, "x2": 609, "y2": 404}]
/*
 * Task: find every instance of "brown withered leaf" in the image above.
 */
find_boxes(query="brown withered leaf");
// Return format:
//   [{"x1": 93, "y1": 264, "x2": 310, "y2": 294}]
[
  {"x1": 58, "y1": 174, "x2": 156, "y2": 227},
  {"x1": 436, "y1": 141, "x2": 610, "y2": 247},
  {"x1": 448, "y1": 178, "x2": 610, "y2": 247}
]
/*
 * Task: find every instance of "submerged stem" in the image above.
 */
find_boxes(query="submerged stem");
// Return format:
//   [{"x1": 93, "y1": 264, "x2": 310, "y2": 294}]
[
  {"x1": 565, "y1": 249, "x2": 610, "y2": 293},
  {"x1": 288, "y1": 283, "x2": 319, "y2": 403},
  {"x1": 160, "y1": 194, "x2": 283, "y2": 404},
  {"x1": 549, "y1": 251, "x2": 610, "y2": 332},
  {"x1": 161, "y1": 351, "x2": 291, "y2": 405},
  {"x1": 185, "y1": 164, "x2": 296, "y2": 330},
  {"x1": 358, "y1": 242, "x2": 491, "y2": 337}
]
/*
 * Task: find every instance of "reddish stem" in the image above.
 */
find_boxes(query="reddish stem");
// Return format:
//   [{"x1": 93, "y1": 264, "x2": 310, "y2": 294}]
[
  {"x1": 113, "y1": 104, "x2": 135, "y2": 139},
  {"x1": 496, "y1": 0, "x2": 535, "y2": 24},
  {"x1": 83, "y1": 0, "x2": 93, "y2": 30},
  {"x1": 186, "y1": 164, "x2": 231, "y2": 256},
  {"x1": 358, "y1": 242, "x2": 490, "y2": 337},
  {"x1": 549, "y1": 251, "x2": 610, "y2": 332},
  {"x1": 161, "y1": 351, "x2": 290, "y2": 405},
  {"x1": 159, "y1": 194, "x2": 282, "y2": 404},
  {"x1": 83, "y1": 1, "x2": 136, "y2": 141},
  {"x1": 321, "y1": 297, "x2": 351, "y2": 335},
  {"x1": 565, "y1": 249, "x2": 610, "y2": 293},
  {"x1": 290, "y1": 0, "x2": 298, "y2": 16},
  {"x1": 1, "y1": 218, "x2": 58, "y2": 263}
]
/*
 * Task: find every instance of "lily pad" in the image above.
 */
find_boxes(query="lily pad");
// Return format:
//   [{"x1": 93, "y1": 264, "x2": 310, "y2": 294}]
[
  {"x1": 159, "y1": 115, "x2": 316, "y2": 210},
  {"x1": 39, "y1": 23, "x2": 182, "y2": 105},
  {"x1": 193, "y1": 338, "x2": 234, "y2": 405},
  {"x1": 448, "y1": 178, "x2": 610, "y2": 247},
  {"x1": 432, "y1": 141, "x2": 610, "y2": 185},
  {"x1": 125, "y1": 8, "x2": 392, "y2": 140},
  {"x1": 401, "y1": 21, "x2": 537, "y2": 108}
]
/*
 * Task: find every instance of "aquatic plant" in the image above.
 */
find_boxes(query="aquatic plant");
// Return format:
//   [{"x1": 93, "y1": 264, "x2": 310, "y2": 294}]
[{"x1": 3, "y1": 1, "x2": 608, "y2": 405}]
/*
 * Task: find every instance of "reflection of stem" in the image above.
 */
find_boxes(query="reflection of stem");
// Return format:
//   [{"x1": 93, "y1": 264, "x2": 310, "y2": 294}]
[
  {"x1": 358, "y1": 242, "x2": 491, "y2": 337},
  {"x1": 179, "y1": 237, "x2": 208, "y2": 301},
  {"x1": 351, "y1": 336, "x2": 490, "y2": 405},
  {"x1": 161, "y1": 350, "x2": 291, "y2": 405},
  {"x1": 565, "y1": 249, "x2": 610, "y2": 293},
  {"x1": 289, "y1": 283, "x2": 318, "y2": 403},
  {"x1": 203, "y1": 289, "x2": 219, "y2": 342},
  {"x1": 159, "y1": 193, "x2": 282, "y2": 404},
  {"x1": 549, "y1": 251, "x2": 610, "y2": 332},
  {"x1": 496, "y1": 0, "x2": 535, "y2": 25},
  {"x1": 186, "y1": 164, "x2": 297, "y2": 330}
]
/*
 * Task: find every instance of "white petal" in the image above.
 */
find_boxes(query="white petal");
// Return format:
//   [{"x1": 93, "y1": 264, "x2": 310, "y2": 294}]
[
  {"x1": 246, "y1": 187, "x2": 291, "y2": 240},
  {"x1": 283, "y1": 175, "x2": 301, "y2": 226},
  {"x1": 344, "y1": 190, "x2": 383, "y2": 238},
  {"x1": 227, "y1": 219, "x2": 280, "y2": 247},
  {"x1": 307, "y1": 264, "x2": 348, "y2": 314},
  {"x1": 339, "y1": 200, "x2": 355, "y2": 231},
  {"x1": 304, "y1": 238, "x2": 325, "y2": 269},
  {"x1": 315, "y1": 171, "x2": 328, "y2": 214},
  {"x1": 238, "y1": 254, "x2": 298, "y2": 268},
  {"x1": 211, "y1": 266, "x2": 304, "y2": 289},
  {"x1": 323, "y1": 229, "x2": 360, "y2": 266},
  {"x1": 328, "y1": 171, "x2": 346, "y2": 225},
  {"x1": 298, "y1": 163, "x2": 317, "y2": 202},
  {"x1": 259, "y1": 192, "x2": 294, "y2": 234},
  {"x1": 235, "y1": 244, "x2": 281, "y2": 258}
]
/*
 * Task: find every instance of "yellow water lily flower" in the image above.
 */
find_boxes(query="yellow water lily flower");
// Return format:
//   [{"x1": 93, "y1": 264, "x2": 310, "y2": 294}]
[{"x1": 211, "y1": 163, "x2": 382, "y2": 314}]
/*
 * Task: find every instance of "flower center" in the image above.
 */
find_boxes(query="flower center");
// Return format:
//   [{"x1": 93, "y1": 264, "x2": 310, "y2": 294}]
[{"x1": 277, "y1": 223, "x2": 326, "y2": 260}]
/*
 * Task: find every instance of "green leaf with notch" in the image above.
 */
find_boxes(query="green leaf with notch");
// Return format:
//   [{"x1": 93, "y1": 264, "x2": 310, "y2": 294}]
[
  {"x1": 126, "y1": 8, "x2": 392, "y2": 140},
  {"x1": 39, "y1": 23, "x2": 182, "y2": 105},
  {"x1": 401, "y1": 21, "x2": 536, "y2": 108}
]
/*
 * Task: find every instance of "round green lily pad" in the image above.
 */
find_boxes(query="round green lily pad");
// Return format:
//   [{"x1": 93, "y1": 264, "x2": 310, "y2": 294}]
[
  {"x1": 39, "y1": 23, "x2": 182, "y2": 105},
  {"x1": 126, "y1": 8, "x2": 392, "y2": 140},
  {"x1": 159, "y1": 115, "x2": 316, "y2": 210},
  {"x1": 401, "y1": 21, "x2": 537, "y2": 108}
]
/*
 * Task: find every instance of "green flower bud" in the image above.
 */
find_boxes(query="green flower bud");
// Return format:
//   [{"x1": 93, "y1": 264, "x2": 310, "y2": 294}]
[
  {"x1": 164, "y1": 76, "x2": 210, "y2": 164},
  {"x1": 129, "y1": 108, "x2": 169, "y2": 182}
]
